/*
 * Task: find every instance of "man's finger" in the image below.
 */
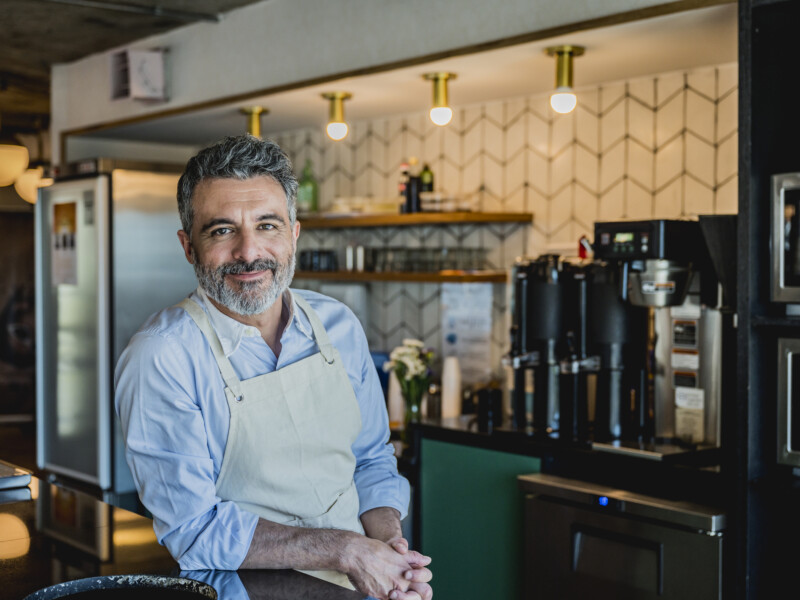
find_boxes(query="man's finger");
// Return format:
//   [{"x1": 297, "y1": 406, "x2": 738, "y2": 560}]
[
  {"x1": 388, "y1": 537, "x2": 409, "y2": 554},
  {"x1": 394, "y1": 583, "x2": 433, "y2": 600},
  {"x1": 403, "y1": 567, "x2": 433, "y2": 583},
  {"x1": 404, "y1": 550, "x2": 432, "y2": 567},
  {"x1": 390, "y1": 590, "x2": 423, "y2": 600},
  {"x1": 411, "y1": 582, "x2": 433, "y2": 600}
]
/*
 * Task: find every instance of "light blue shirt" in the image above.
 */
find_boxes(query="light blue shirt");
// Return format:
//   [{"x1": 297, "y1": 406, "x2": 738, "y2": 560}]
[{"x1": 114, "y1": 287, "x2": 409, "y2": 571}]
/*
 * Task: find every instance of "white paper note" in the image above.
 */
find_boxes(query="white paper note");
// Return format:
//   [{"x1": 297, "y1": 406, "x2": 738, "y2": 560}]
[{"x1": 441, "y1": 283, "x2": 492, "y2": 384}]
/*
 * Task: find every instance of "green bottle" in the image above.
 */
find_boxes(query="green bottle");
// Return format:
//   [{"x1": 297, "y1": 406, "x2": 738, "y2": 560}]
[
  {"x1": 297, "y1": 159, "x2": 318, "y2": 214},
  {"x1": 420, "y1": 163, "x2": 434, "y2": 192}
]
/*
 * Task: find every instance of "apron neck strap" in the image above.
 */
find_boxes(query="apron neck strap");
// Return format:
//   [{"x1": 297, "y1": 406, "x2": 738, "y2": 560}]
[
  {"x1": 292, "y1": 293, "x2": 337, "y2": 364},
  {"x1": 177, "y1": 298, "x2": 245, "y2": 397}
]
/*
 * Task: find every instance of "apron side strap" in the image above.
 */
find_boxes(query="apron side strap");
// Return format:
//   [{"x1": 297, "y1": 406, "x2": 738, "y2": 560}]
[
  {"x1": 292, "y1": 293, "x2": 337, "y2": 364},
  {"x1": 176, "y1": 298, "x2": 245, "y2": 398}
]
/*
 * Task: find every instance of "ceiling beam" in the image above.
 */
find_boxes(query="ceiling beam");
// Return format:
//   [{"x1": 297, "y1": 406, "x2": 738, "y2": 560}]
[{"x1": 30, "y1": 0, "x2": 222, "y2": 23}]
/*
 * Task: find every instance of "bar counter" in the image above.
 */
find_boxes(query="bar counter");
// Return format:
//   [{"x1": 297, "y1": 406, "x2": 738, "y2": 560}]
[
  {"x1": 0, "y1": 477, "x2": 363, "y2": 600},
  {"x1": 409, "y1": 416, "x2": 726, "y2": 504}
]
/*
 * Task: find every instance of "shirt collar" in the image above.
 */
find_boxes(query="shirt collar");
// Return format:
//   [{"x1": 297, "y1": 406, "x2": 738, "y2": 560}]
[{"x1": 193, "y1": 287, "x2": 314, "y2": 357}]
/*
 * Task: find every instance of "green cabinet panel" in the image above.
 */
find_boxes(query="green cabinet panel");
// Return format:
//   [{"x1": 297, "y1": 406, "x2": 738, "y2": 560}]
[{"x1": 420, "y1": 438, "x2": 541, "y2": 600}]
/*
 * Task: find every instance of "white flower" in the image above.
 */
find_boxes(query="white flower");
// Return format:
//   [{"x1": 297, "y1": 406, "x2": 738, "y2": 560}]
[
  {"x1": 389, "y1": 346, "x2": 416, "y2": 362},
  {"x1": 402, "y1": 338, "x2": 425, "y2": 349}
]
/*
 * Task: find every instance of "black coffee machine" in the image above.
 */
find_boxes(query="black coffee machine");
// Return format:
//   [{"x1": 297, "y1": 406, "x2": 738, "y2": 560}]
[
  {"x1": 509, "y1": 217, "x2": 735, "y2": 454},
  {"x1": 508, "y1": 255, "x2": 647, "y2": 441},
  {"x1": 508, "y1": 255, "x2": 564, "y2": 435},
  {"x1": 593, "y1": 218, "x2": 738, "y2": 457}
]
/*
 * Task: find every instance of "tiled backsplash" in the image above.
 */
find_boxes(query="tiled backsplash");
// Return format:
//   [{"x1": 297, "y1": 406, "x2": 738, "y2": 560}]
[{"x1": 280, "y1": 63, "x2": 738, "y2": 377}]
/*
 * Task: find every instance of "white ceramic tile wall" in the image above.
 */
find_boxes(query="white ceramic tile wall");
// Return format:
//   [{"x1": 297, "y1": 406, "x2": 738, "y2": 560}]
[{"x1": 283, "y1": 63, "x2": 738, "y2": 378}]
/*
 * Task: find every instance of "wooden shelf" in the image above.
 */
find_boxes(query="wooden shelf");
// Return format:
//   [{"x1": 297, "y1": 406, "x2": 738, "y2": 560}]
[
  {"x1": 294, "y1": 270, "x2": 508, "y2": 283},
  {"x1": 298, "y1": 211, "x2": 533, "y2": 229}
]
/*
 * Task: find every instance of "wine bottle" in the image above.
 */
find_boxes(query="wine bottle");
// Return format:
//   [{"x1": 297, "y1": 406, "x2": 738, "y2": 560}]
[
  {"x1": 420, "y1": 163, "x2": 434, "y2": 192},
  {"x1": 297, "y1": 159, "x2": 318, "y2": 214}
]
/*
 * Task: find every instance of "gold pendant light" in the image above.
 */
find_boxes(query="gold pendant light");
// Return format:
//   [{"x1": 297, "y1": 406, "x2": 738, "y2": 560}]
[
  {"x1": 12, "y1": 122, "x2": 53, "y2": 204},
  {"x1": 240, "y1": 106, "x2": 268, "y2": 138},
  {"x1": 322, "y1": 92, "x2": 352, "y2": 141},
  {"x1": 423, "y1": 72, "x2": 457, "y2": 126},
  {"x1": 545, "y1": 45, "x2": 585, "y2": 114}
]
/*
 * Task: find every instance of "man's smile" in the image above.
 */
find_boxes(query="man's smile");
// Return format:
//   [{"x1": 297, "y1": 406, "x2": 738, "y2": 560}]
[{"x1": 228, "y1": 270, "x2": 269, "y2": 282}]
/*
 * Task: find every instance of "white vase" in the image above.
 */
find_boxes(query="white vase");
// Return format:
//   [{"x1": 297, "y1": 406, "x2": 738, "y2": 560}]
[
  {"x1": 387, "y1": 371, "x2": 405, "y2": 428},
  {"x1": 441, "y1": 356, "x2": 462, "y2": 419}
]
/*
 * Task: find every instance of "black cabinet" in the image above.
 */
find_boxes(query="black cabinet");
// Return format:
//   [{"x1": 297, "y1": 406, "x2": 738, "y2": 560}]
[{"x1": 738, "y1": 1, "x2": 800, "y2": 597}]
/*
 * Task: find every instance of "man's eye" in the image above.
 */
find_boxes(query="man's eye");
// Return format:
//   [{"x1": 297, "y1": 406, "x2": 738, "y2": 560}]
[
  {"x1": 258, "y1": 223, "x2": 276, "y2": 230},
  {"x1": 211, "y1": 227, "x2": 232, "y2": 236}
]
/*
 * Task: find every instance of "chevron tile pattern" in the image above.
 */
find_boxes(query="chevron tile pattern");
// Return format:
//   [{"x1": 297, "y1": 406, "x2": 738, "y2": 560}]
[{"x1": 283, "y1": 63, "x2": 738, "y2": 379}]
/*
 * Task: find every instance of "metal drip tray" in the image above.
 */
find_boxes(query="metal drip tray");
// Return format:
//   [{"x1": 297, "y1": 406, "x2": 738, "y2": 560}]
[{"x1": 591, "y1": 440, "x2": 722, "y2": 466}]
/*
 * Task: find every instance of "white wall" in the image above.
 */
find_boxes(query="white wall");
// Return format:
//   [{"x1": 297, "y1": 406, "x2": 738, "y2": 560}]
[
  {"x1": 51, "y1": 0, "x2": 681, "y2": 163},
  {"x1": 65, "y1": 138, "x2": 200, "y2": 165},
  {"x1": 290, "y1": 62, "x2": 738, "y2": 372}
]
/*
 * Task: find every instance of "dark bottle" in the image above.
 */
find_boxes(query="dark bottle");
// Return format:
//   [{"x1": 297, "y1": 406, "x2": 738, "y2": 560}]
[
  {"x1": 420, "y1": 163, "x2": 434, "y2": 192},
  {"x1": 398, "y1": 161, "x2": 409, "y2": 198},
  {"x1": 405, "y1": 176, "x2": 421, "y2": 213}
]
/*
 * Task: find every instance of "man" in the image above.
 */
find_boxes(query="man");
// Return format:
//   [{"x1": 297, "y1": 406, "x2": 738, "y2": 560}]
[{"x1": 115, "y1": 135, "x2": 432, "y2": 600}]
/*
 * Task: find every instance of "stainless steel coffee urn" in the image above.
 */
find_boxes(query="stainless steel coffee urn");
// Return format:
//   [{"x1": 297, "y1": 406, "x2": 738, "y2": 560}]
[{"x1": 508, "y1": 255, "x2": 565, "y2": 434}]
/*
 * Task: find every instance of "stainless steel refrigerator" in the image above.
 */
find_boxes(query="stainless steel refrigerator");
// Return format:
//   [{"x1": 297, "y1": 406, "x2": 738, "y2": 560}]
[{"x1": 35, "y1": 159, "x2": 197, "y2": 501}]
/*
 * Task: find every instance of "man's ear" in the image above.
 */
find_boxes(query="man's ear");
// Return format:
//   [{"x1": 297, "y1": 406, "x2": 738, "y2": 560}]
[{"x1": 177, "y1": 230, "x2": 194, "y2": 264}]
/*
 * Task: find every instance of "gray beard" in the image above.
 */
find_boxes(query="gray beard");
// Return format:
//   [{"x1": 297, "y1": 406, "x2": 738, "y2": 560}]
[{"x1": 193, "y1": 253, "x2": 296, "y2": 316}]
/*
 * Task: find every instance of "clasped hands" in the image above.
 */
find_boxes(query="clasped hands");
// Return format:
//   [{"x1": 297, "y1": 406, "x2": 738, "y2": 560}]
[{"x1": 344, "y1": 535, "x2": 432, "y2": 600}]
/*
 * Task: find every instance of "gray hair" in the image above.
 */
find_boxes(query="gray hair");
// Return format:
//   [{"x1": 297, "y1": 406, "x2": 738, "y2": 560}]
[{"x1": 177, "y1": 135, "x2": 298, "y2": 237}]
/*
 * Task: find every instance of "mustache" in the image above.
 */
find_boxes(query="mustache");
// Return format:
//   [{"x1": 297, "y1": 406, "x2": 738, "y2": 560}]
[{"x1": 219, "y1": 257, "x2": 279, "y2": 275}]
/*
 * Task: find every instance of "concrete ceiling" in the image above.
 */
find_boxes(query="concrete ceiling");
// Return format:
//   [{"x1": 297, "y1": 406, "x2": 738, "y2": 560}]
[
  {"x1": 81, "y1": 3, "x2": 738, "y2": 147},
  {"x1": 0, "y1": 0, "x2": 263, "y2": 134}
]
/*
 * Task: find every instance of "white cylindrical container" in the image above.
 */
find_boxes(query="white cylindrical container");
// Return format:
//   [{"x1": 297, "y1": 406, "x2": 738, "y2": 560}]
[
  {"x1": 356, "y1": 245, "x2": 365, "y2": 271},
  {"x1": 441, "y1": 356, "x2": 462, "y2": 419},
  {"x1": 387, "y1": 371, "x2": 405, "y2": 429}
]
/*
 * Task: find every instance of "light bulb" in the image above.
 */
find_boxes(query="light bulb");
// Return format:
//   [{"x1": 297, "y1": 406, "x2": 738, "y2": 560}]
[
  {"x1": 550, "y1": 88, "x2": 577, "y2": 114},
  {"x1": 326, "y1": 121, "x2": 348, "y2": 141},
  {"x1": 430, "y1": 106, "x2": 453, "y2": 126}
]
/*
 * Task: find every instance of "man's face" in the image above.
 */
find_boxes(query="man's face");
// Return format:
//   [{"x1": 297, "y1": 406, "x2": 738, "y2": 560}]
[{"x1": 177, "y1": 176, "x2": 300, "y2": 316}]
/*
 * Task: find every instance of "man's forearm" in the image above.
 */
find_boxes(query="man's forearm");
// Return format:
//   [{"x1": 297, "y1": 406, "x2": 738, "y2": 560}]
[
  {"x1": 239, "y1": 518, "x2": 356, "y2": 570},
  {"x1": 360, "y1": 507, "x2": 402, "y2": 543}
]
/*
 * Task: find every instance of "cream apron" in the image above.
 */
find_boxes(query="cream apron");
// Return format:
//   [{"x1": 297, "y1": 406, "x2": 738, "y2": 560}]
[{"x1": 179, "y1": 294, "x2": 364, "y2": 588}]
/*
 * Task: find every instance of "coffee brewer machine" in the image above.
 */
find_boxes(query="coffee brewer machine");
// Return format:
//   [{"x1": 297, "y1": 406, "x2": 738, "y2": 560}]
[
  {"x1": 508, "y1": 254, "x2": 648, "y2": 441},
  {"x1": 509, "y1": 218, "x2": 734, "y2": 456},
  {"x1": 592, "y1": 219, "x2": 727, "y2": 455}
]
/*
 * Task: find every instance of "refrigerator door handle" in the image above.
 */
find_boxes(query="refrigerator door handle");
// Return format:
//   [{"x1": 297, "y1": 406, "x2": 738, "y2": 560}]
[{"x1": 95, "y1": 179, "x2": 112, "y2": 490}]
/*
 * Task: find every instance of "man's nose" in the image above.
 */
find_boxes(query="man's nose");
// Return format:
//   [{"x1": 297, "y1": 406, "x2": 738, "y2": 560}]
[{"x1": 232, "y1": 229, "x2": 262, "y2": 263}]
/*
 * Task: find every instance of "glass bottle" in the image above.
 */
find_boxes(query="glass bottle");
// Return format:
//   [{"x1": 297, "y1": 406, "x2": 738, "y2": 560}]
[
  {"x1": 297, "y1": 159, "x2": 318, "y2": 214},
  {"x1": 420, "y1": 163, "x2": 434, "y2": 192}
]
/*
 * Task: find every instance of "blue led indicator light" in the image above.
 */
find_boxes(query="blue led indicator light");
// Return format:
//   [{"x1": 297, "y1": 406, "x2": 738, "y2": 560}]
[{"x1": 598, "y1": 496, "x2": 609, "y2": 507}]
